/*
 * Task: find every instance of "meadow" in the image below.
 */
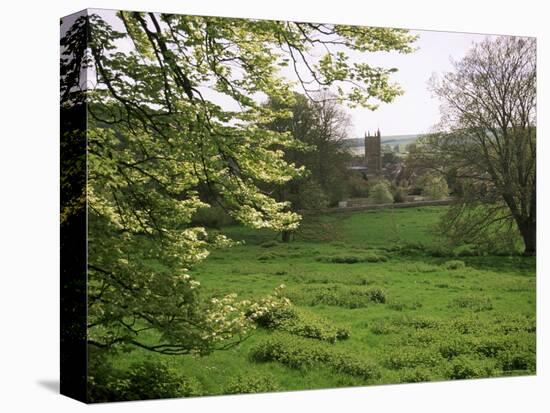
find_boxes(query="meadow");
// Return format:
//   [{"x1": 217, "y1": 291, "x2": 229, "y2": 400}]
[{"x1": 108, "y1": 206, "x2": 536, "y2": 397}]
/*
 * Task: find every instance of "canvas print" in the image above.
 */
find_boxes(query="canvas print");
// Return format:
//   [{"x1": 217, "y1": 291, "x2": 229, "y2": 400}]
[{"x1": 60, "y1": 8, "x2": 536, "y2": 403}]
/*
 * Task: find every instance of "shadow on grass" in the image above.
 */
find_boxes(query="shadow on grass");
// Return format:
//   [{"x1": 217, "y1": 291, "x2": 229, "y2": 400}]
[{"x1": 459, "y1": 256, "x2": 535, "y2": 276}]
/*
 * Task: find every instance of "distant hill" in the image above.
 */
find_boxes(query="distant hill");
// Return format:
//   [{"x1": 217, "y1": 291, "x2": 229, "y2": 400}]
[{"x1": 343, "y1": 134, "x2": 425, "y2": 149}]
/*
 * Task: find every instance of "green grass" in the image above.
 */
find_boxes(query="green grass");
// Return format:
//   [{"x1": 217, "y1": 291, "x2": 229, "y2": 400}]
[{"x1": 105, "y1": 206, "x2": 536, "y2": 397}]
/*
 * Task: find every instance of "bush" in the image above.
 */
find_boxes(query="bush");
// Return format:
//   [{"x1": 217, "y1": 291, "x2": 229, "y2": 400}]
[
  {"x1": 258, "y1": 252, "x2": 279, "y2": 261},
  {"x1": 450, "y1": 315, "x2": 488, "y2": 334},
  {"x1": 287, "y1": 178, "x2": 330, "y2": 210},
  {"x1": 445, "y1": 356, "x2": 494, "y2": 380},
  {"x1": 370, "y1": 319, "x2": 401, "y2": 335},
  {"x1": 471, "y1": 336, "x2": 508, "y2": 358},
  {"x1": 397, "y1": 316, "x2": 441, "y2": 330},
  {"x1": 438, "y1": 337, "x2": 471, "y2": 359},
  {"x1": 387, "y1": 301, "x2": 405, "y2": 311},
  {"x1": 404, "y1": 262, "x2": 440, "y2": 273},
  {"x1": 369, "y1": 180, "x2": 394, "y2": 204},
  {"x1": 449, "y1": 295, "x2": 493, "y2": 312},
  {"x1": 327, "y1": 255, "x2": 363, "y2": 264},
  {"x1": 452, "y1": 244, "x2": 479, "y2": 257},
  {"x1": 88, "y1": 358, "x2": 203, "y2": 402},
  {"x1": 427, "y1": 245, "x2": 454, "y2": 257},
  {"x1": 393, "y1": 187, "x2": 408, "y2": 203},
  {"x1": 250, "y1": 335, "x2": 380, "y2": 380},
  {"x1": 254, "y1": 305, "x2": 351, "y2": 343},
  {"x1": 367, "y1": 288, "x2": 387, "y2": 303},
  {"x1": 387, "y1": 300, "x2": 423, "y2": 311},
  {"x1": 497, "y1": 349, "x2": 535, "y2": 373},
  {"x1": 411, "y1": 317, "x2": 440, "y2": 329},
  {"x1": 399, "y1": 367, "x2": 435, "y2": 383},
  {"x1": 385, "y1": 347, "x2": 444, "y2": 370},
  {"x1": 442, "y1": 260, "x2": 466, "y2": 270},
  {"x1": 496, "y1": 315, "x2": 536, "y2": 334},
  {"x1": 223, "y1": 374, "x2": 280, "y2": 395},
  {"x1": 254, "y1": 305, "x2": 299, "y2": 329},
  {"x1": 316, "y1": 251, "x2": 388, "y2": 264},
  {"x1": 287, "y1": 285, "x2": 387, "y2": 308},
  {"x1": 347, "y1": 174, "x2": 370, "y2": 198},
  {"x1": 419, "y1": 174, "x2": 449, "y2": 200}
]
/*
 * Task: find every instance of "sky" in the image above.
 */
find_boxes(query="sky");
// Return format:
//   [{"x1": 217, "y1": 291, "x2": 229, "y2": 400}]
[
  {"x1": 347, "y1": 29, "x2": 490, "y2": 137},
  {"x1": 78, "y1": 9, "x2": 494, "y2": 138}
]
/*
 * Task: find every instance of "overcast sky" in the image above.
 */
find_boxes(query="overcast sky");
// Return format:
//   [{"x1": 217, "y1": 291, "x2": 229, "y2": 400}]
[{"x1": 348, "y1": 29, "x2": 490, "y2": 137}]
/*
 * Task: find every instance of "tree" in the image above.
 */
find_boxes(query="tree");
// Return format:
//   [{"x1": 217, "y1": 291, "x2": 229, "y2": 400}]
[
  {"x1": 419, "y1": 173, "x2": 449, "y2": 200},
  {"x1": 265, "y1": 92, "x2": 353, "y2": 206},
  {"x1": 419, "y1": 37, "x2": 536, "y2": 255},
  {"x1": 265, "y1": 92, "x2": 354, "y2": 241},
  {"x1": 61, "y1": 11, "x2": 416, "y2": 356},
  {"x1": 382, "y1": 149, "x2": 399, "y2": 166},
  {"x1": 370, "y1": 179, "x2": 394, "y2": 204}
]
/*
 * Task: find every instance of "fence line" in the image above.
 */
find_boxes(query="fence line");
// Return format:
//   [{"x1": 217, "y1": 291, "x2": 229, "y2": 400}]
[{"x1": 300, "y1": 198, "x2": 454, "y2": 215}]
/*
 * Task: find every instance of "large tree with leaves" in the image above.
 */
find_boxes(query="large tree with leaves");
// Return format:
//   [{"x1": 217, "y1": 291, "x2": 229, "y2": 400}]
[
  {"x1": 415, "y1": 37, "x2": 536, "y2": 255},
  {"x1": 61, "y1": 10, "x2": 416, "y2": 356}
]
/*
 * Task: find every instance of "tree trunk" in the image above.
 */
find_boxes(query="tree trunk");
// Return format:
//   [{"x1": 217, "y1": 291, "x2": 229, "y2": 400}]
[
  {"x1": 518, "y1": 220, "x2": 536, "y2": 256},
  {"x1": 281, "y1": 230, "x2": 292, "y2": 243}
]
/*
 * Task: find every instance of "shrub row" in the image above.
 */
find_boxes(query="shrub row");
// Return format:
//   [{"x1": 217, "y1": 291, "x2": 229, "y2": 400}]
[
  {"x1": 223, "y1": 374, "x2": 281, "y2": 395},
  {"x1": 250, "y1": 334, "x2": 380, "y2": 380},
  {"x1": 287, "y1": 285, "x2": 387, "y2": 308},
  {"x1": 384, "y1": 347, "x2": 444, "y2": 370}
]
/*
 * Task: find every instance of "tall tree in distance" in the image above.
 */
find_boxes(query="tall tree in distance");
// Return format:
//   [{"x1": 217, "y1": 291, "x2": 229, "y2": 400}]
[
  {"x1": 265, "y1": 93, "x2": 353, "y2": 209},
  {"x1": 417, "y1": 37, "x2": 536, "y2": 254}
]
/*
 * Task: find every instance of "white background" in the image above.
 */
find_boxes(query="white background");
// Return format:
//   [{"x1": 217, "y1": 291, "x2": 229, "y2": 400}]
[{"x1": 0, "y1": 0, "x2": 547, "y2": 411}]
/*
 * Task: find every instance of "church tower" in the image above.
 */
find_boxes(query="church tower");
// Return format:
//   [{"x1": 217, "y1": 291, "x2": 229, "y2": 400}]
[{"x1": 364, "y1": 129, "x2": 382, "y2": 176}]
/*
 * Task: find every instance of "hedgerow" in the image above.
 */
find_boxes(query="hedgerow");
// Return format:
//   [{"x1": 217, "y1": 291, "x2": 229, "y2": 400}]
[
  {"x1": 250, "y1": 334, "x2": 380, "y2": 380},
  {"x1": 287, "y1": 285, "x2": 387, "y2": 308}
]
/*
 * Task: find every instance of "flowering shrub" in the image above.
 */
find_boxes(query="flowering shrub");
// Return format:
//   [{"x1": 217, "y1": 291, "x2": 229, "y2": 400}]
[{"x1": 200, "y1": 285, "x2": 292, "y2": 346}]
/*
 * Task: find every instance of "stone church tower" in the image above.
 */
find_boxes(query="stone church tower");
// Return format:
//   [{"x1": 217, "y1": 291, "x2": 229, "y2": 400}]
[{"x1": 364, "y1": 129, "x2": 382, "y2": 176}]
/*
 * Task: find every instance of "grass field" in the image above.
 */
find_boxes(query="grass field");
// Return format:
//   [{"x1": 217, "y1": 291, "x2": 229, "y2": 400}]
[{"x1": 108, "y1": 206, "x2": 536, "y2": 397}]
